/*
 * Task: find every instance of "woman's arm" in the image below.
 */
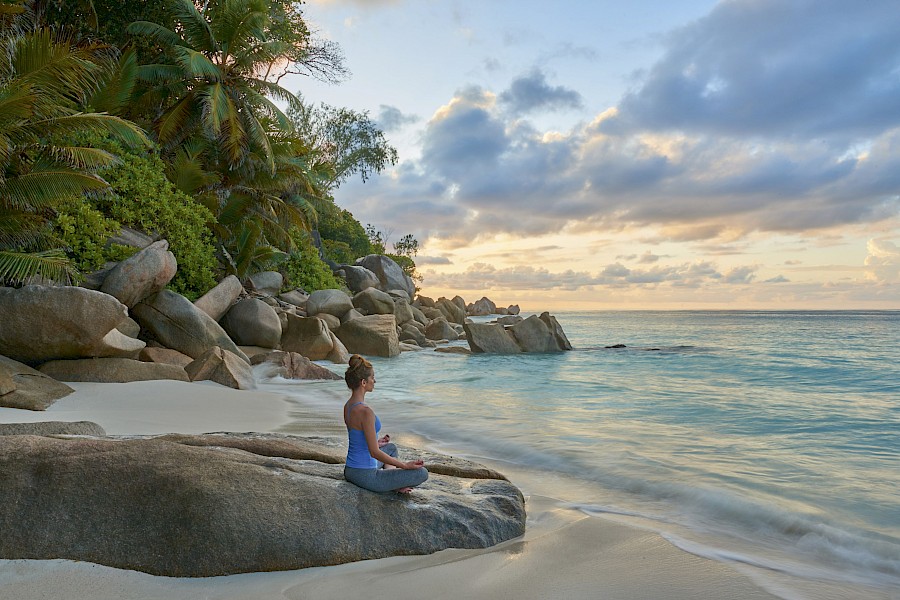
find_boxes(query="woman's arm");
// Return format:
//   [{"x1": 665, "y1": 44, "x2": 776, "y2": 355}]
[{"x1": 361, "y1": 409, "x2": 422, "y2": 469}]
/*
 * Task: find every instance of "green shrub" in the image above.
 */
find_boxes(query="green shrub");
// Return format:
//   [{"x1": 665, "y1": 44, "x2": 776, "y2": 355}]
[
  {"x1": 322, "y1": 239, "x2": 354, "y2": 265},
  {"x1": 91, "y1": 144, "x2": 220, "y2": 299},
  {"x1": 51, "y1": 196, "x2": 132, "y2": 275},
  {"x1": 282, "y1": 231, "x2": 344, "y2": 292}
]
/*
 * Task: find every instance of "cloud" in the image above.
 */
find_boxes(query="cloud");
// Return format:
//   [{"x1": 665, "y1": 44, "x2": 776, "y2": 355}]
[
  {"x1": 334, "y1": 0, "x2": 900, "y2": 249},
  {"x1": 864, "y1": 238, "x2": 900, "y2": 283},
  {"x1": 422, "y1": 260, "x2": 761, "y2": 292},
  {"x1": 600, "y1": 0, "x2": 900, "y2": 138},
  {"x1": 764, "y1": 275, "x2": 790, "y2": 283},
  {"x1": 375, "y1": 105, "x2": 419, "y2": 132},
  {"x1": 415, "y1": 255, "x2": 453, "y2": 265},
  {"x1": 499, "y1": 69, "x2": 583, "y2": 114}
]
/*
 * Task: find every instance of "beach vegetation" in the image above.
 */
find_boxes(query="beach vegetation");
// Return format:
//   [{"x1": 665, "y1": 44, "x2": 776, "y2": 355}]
[
  {"x1": 0, "y1": 4, "x2": 149, "y2": 286},
  {"x1": 280, "y1": 229, "x2": 344, "y2": 292}
]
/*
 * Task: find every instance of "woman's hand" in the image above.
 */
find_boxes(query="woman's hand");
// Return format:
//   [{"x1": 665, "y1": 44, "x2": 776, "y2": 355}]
[{"x1": 402, "y1": 459, "x2": 424, "y2": 470}]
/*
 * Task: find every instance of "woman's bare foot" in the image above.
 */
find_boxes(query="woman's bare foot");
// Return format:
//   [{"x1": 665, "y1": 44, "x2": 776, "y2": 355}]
[{"x1": 396, "y1": 487, "x2": 413, "y2": 494}]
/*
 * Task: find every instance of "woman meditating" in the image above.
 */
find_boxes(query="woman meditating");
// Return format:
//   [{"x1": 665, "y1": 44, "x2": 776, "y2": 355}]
[{"x1": 343, "y1": 355, "x2": 428, "y2": 493}]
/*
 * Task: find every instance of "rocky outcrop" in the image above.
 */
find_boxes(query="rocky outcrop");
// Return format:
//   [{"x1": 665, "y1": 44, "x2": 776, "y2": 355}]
[
  {"x1": 38, "y1": 358, "x2": 190, "y2": 383},
  {"x1": 306, "y1": 289, "x2": 354, "y2": 318},
  {"x1": 507, "y1": 304, "x2": 521, "y2": 315},
  {"x1": 0, "y1": 433, "x2": 526, "y2": 577},
  {"x1": 247, "y1": 271, "x2": 283, "y2": 296},
  {"x1": 138, "y1": 347, "x2": 193, "y2": 368},
  {"x1": 278, "y1": 290, "x2": 308, "y2": 309},
  {"x1": 185, "y1": 347, "x2": 255, "y2": 390},
  {"x1": 540, "y1": 312, "x2": 573, "y2": 350},
  {"x1": 425, "y1": 317, "x2": 459, "y2": 341},
  {"x1": 334, "y1": 314, "x2": 400, "y2": 358},
  {"x1": 99, "y1": 240, "x2": 177, "y2": 308},
  {"x1": 356, "y1": 254, "x2": 415, "y2": 298},
  {"x1": 467, "y1": 296, "x2": 497, "y2": 316},
  {"x1": 193, "y1": 275, "x2": 243, "y2": 321},
  {"x1": 0, "y1": 286, "x2": 145, "y2": 364},
  {"x1": 434, "y1": 346, "x2": 471, "y2": 355},
  {"x1": 132, "y1": 290, "x2": 249, "y2": 362},
  {"x1": 0, "y1": 355, "x2": 74, "y2": 410},
  {"x1": 250, "y1": 351, "x2": 341, "y2": 380},
  {"x1": 463, "y1": 322, "x2": 522, "y2": 354},
  {"x1": 509, "y1": 315, "x2": 561, "y2": 353},
  {"x1": 221, "y1": 298, "x2": 282, "y2": 349},
  {"x1": 0, "y1": 421, "x2": 105, "y2": 436},
  {"x1": 497, "y1": 315, "x2": 524, "y2": 326},
  {"x1": 116, "y1": 317, "x2": 141, "y2": 339},
  {"x1": 338, "y1": 265, "x2": 380, "y2": 294},
  {"x1": 280, "y1": 315, "x2": 334, "y2": 361},
  {"x1": 400, "y1": 323, "x2": 428, "y2": 346},
  {"x1": 464, "y1": 313, "x2": 573, "y2": 354},
  {"x1": 352, "y1": 287, "x2": 395, "y2": 316},
  {"x1": 326, "y1": 332, "x2": 350, "y2": 364},
  {"x1": 436, "y1": 297, "x2": 466, "y2": 325},
  {"x1": 393, "y1": 297, "x2": 414, "y2": 325}
]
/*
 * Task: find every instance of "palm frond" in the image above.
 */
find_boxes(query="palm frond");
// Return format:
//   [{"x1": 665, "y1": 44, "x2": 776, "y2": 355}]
[
  {"x1": 172, "y1": 45, "x2": 221, "y2": 81},
  {"x1": 1, "y1": 170, "x2": 109, "y2": 210},
  {"x1": 0, "y1": 249, "x2": 76, "y2": 286},
  {"x1": 126, "y1": 20, "x2": 184, "y2": 49}
]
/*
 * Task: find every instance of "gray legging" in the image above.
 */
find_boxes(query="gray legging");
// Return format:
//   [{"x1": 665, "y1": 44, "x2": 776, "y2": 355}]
[{"x1": 343, "y1": 443, "x2": 428, "y2": 493}]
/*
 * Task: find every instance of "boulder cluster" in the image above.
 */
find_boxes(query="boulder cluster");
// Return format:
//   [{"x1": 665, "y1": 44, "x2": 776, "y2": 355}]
[{"x1": 0, "y1": 239, "x2": 572, "y2": 411}]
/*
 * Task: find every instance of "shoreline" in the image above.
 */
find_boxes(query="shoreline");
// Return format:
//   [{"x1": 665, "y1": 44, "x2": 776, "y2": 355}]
[{"x1": 0, "y1": 378, "x2": 785, "y2": 599}]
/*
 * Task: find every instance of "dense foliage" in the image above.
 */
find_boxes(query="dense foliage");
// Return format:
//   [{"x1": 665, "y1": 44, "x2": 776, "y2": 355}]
[{"x1": 0, "y1": 0, "x2": 402, "y2": 294}]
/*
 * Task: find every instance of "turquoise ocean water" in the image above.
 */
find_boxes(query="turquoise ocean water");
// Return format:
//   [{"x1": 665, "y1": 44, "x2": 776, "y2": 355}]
[{"x1": 265, "y1": 311, "x2": 900, "y2": 598}]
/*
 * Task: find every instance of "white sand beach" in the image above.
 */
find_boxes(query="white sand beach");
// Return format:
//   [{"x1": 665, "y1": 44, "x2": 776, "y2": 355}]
[{"x1": 0, "y1": 380, "x2": 784, "y2": 600}]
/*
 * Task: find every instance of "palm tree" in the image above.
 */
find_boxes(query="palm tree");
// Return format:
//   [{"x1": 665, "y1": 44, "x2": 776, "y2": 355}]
[
  {"x1": 127, "y1": 0, "x2": 303, "y2": 173},
  {"x1": 0, "y1": 5, "x2": 149, "y2": 285}
]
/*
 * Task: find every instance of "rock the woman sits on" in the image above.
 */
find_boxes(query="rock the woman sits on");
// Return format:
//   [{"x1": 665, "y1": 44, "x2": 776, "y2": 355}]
[{"x1": 342, "y1": 354, "x2": 428, "y2": 493}]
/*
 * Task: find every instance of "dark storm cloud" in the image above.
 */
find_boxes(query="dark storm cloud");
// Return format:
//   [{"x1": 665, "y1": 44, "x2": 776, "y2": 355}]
[
  {"x1": 600, "y1": 0, "x2": 900, "y2": 137},
  {"x1": 498, "y1": 69, "x2": 583, "y2": 114}
]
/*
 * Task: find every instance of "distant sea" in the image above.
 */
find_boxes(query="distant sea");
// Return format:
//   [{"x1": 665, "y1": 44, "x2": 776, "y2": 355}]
[{"x1": 264, "y1": 311, "x2": 900, "y2": 599}]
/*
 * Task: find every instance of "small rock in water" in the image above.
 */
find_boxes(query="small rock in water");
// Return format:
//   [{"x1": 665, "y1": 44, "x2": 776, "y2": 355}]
[{"x1": 605, "y1": 344, "x2": 627, "y2": 349}]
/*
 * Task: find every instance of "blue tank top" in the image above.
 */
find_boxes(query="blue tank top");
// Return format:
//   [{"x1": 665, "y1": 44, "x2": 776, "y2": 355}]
[{"x1": 345, "y1": 402, "x2": 381, "y2": 469}]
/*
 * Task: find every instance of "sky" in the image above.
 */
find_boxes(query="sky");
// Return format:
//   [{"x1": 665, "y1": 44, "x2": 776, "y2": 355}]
[{"x1": 289, "y1": 0, "x2": 900, "y2": 310}]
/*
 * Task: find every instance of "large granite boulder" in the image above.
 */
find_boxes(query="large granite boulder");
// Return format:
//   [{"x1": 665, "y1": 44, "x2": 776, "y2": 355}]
[
  {"x1": 185, "y1": 347, "x2": 255, "y2": 390},
  {"x1": 138, "y1": 347, "x2": 193, "y2": 368},
  {"x1": 393, "y1": 298, "x2": 414, "y2": 325},
  {"x1": 507, "y1": 304, "x2": 521, "y2": 315},
  {"x1": 0, "y1": 421, "x2": 105, "y2": 436},
  {"x1": 247, "y1": 271, "x2": 283, "y2": 296},
  {"x1": 338, "y1": 265, "x2": 380, "y2": 294},
  {"x1": 410, "y1": 304, "x2": 429, "y2": 325},
  {"x1": 280, "y1": 315, "x2": 334, "y2": 361},
  {"x1": 0, "y1": 286, "x2": 145, "y2": 364},
  {"x1": 132, "y1": 291, "x2": 249, "y2": 362},
  {"x1": 326, "y1": 332, "x2": 350, "y2": 364},
  {"x1": 352, "y1": 287, "x2": 395, "y2": 316},
  {"x1": 221, "y1": 298, "x2": 282, "y2": 349},
  {"x1": 306, "y1": 289, "x2": 353, "y2": 318},
  {"x1": 278, "y1": 290, "x2": 308, "y2": 309},
  {"x1": 540, "y1": 312, "x2": 573, "y2": 350},
  {"x1": 250, "y1": 351, "x2": 341, "y2": 380},
  {"x1": 193, "y1": 275, "x2": 243, "y2": 321},
  {"x1": 0, "y1": 355, "x2": 74, "y2": 411},
  {"x1": 468, "y1": 296, "x2": 497, "y2": 316},
  {"x1": 415, "y1": 295, "x2": 436, "y2": 308},
  {"x1": 99, "y1": 240, "x2": 177, "y2": 308},
  {"x1": 334, "y1": 314, "x2": 400, "y2": 358},
  {"x1": 463, "y1": 323, "x2": 521, "y2": 354},
  {"x1": 425, "y1": 317, "x2": 459, "y2": 341},
  {"x1": 38, "y1": 358, "x2": 190, "y2": 383},
  {"x1": 436, "y1": 297, "x2": 466, "y2": 325},
  {"x1": 355, "y1": 254, "x2": 415, "y2": 298},
  {"x1": 510, "y1": 315, "x2": 561, "y2": 352},
  {"x1": 400, "y1": 323, "x2": 428, "y2": 346},
  {"x1": 0, "y1": 433, "x2": 525, "y2": 576}
]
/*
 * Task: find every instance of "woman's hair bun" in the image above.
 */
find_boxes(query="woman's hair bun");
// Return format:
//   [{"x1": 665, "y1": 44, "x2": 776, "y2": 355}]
[{"x1": 345, "y1": 354, "x2": 373, "y2": 389}]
